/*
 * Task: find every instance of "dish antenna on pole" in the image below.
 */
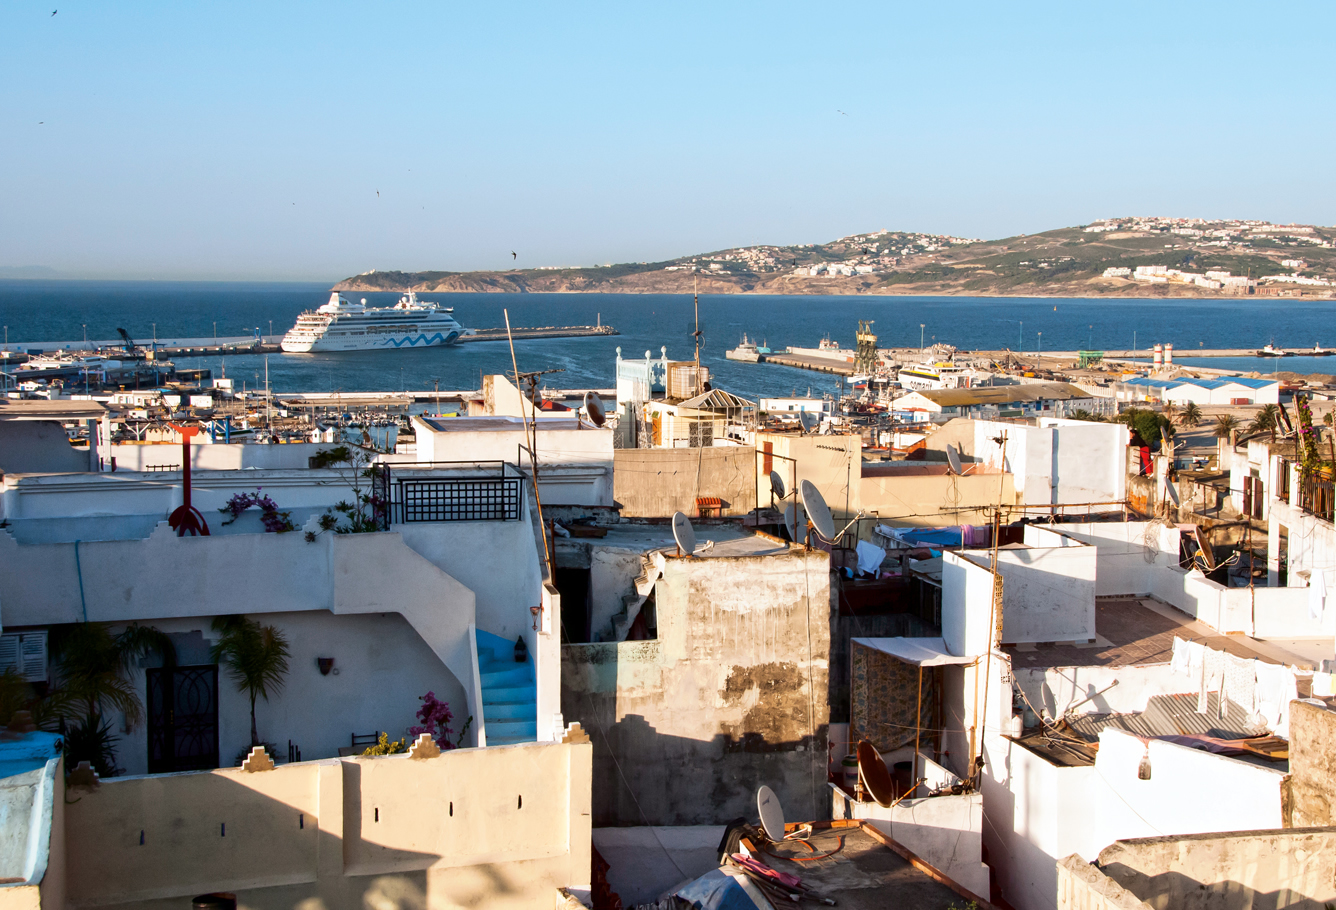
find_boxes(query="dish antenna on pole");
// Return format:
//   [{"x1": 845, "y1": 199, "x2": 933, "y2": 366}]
[
  {"x1": 798, "y1": 410, "x2": 818, "y2": 434},
  {"x1": 800, "y1": 480, "x2": 836, "y2": 541},
  {"x1": 583, "y1": 391, "x2": 606, "y2": 427},
  {"x1": 783, "y1": 502, "x2": 805, "y2": 543},
  {"x1": 769, "y1": 470, "x2": 786, "y2": 502},
  {"x1": 946, "y1": 443, "x2": 963, "y2": 476},
  {"x1": 857, "y1": 740, "x2": 898, "y2": 808},
  {"x1": 756, "y1": 785, "x2": 786, "y2": 842},
  {"x1": 671, "y1": 511, "x2": 697, "y2": 557}
]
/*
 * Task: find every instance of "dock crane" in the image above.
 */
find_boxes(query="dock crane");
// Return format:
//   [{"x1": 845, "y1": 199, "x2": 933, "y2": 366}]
[{"x1": 116, "y1": 327, "x2": 139, "y2": 355}]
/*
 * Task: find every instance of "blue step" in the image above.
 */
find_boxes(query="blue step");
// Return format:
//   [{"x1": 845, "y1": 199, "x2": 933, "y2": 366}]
[{"x1": 475, "y1": 629, "x2": 537, "y2": 746}]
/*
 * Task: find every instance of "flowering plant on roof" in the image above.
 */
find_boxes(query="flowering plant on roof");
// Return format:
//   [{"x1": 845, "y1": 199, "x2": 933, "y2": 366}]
[
  {"x1": 1294, "y1": 395, "x2": 1326, "y2": 479},
  {"x1": 218, "y1": 488, "x2": 296, "y2": 533},
  {"x1": 408, "y1": 690, "x2": 456, "y2": 750}
]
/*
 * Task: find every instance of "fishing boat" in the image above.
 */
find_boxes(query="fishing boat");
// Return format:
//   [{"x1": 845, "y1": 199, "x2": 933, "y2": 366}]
[{"x1": 1256, "y1": 342, "x2": 1290, "y2": 358}]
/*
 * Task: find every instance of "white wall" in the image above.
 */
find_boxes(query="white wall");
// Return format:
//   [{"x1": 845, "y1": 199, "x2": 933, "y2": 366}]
[
  {"x1": 114, "y1": 611, "x2": 467, "y2": 775},
  {"x1": 942, "y1": 552, "x2": 995, "y2": 657},
  {"x1": 0, "y1": 523, "x2": 487, "y2": 750},
  {"x1": 109, "y1": 442, "x2": 336, "y2": 472},
  {"x1": 975, "y1": 420, "x2": 1127, "y2": 513},
  {"x1": 997, "y1": 528, "x2": 1097, "y2": 644},
  {"x1": 831, "y1": 785, "x2": 990, "y2": 897},
  {"x1": 1051, "y1": 522, "x2": 1181, "y2": 596}
]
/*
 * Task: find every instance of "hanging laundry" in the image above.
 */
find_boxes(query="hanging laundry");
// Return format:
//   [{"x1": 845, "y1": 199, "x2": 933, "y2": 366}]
[
  {"x1": 1223, "y1": 653, "x2": 1258, "y2": 722},
  {"x1": 1310, "y1": 569, "x2": 1329, "y2": 621},
  {"x1": 1171, "y1": 637, "x2": 1191, "y2": 677}
]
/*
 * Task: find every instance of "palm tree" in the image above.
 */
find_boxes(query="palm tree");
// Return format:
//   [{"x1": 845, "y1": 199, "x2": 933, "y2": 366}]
[
  {"x1": 1162, "y1": 401, "x2": 1179, "y2": 423},
  {"x1": 1249, "y1": 404, "x2": 1281, "y2": 442},
  {"x1": 210, "y1": 616, "x2": 291, "y2": 747},
  {"x1": 1214, "y1": 414, "x2": 1239, "y2": 440},
  {"x1": 1180, "y1": 402, "x2": 1202, "y2": 428},
  {"x1": 48, "y1": 622, "x2": 176, "y2": 777}
]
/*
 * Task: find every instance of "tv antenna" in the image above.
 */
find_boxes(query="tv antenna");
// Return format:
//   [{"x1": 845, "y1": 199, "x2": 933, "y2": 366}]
[
  {"x1": 671, "y1": 510, "x2": 697, "y2": 557},
  {"x1": 504, "y1": 309, "x2": 556, "y2": 579}
]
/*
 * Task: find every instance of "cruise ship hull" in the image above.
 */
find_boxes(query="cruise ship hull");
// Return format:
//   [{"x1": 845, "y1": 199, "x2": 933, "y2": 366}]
[{"x1": 281, "y1": 330, "x2": 462, "y2": 353}]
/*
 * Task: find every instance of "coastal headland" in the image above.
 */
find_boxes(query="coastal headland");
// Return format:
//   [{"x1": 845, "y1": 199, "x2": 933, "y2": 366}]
[{"x1": 333, "y1": 216, "x2": 1336, "y2": 299}]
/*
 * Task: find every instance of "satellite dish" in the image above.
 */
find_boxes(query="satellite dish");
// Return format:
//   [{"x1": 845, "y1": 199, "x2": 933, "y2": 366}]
[
  {"x1": 798, "y1": 411, "x2": 818, "y2": 433},
  {"x1": 783, "y1": 503, "x2": 804, "y2": 542},
  {"x1": 769, "y1": 470, "x2": 786, "y2": 500},
  {"x1": 800, "y1": 480, "x2": 835, "y2": 541},
  {"x1": 946, "y1": 444, "x2": 963, "y2": 476},
  {"x1": 857, "y1": 740, "x2": 897, "y2": 808},
  {"x1": 671, "y1": 511, "x2": 697, "y2": 557},
  {"x1": 583, "y1": 391, "x2": 606, "y2": 427},
  {"x1": 756, "y1": 785, "x2": 786, "y2": 842}
]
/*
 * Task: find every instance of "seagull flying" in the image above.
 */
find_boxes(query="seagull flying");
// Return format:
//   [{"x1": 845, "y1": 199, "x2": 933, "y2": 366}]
[
  {"x1": 52, "y1": 9, "x2": 57, "y2": 15},
  {"x1": 376, "y1": 190, "x2": 379, "y2": 197},
  {"x1": 837, "y1": 110, "x2": 848, "y2": 116},
  {"x1": 511, "y1": 251, "x2": 517, "y2": 260}
]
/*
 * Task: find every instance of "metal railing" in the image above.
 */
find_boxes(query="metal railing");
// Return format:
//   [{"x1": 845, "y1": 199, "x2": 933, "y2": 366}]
[{"x1": 382, "y1": 461, "x2": 524, "y2": 525}]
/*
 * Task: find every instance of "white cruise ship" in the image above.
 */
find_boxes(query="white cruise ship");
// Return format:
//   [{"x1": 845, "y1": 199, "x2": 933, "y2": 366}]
[{"x1": 280, "y1": 292, "x2": 468, "y2": 353}]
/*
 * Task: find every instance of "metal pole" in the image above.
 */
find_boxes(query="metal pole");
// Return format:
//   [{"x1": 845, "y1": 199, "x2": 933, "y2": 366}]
[{"x1": 920, "y1": 324, "x2": 925, "y2": 353}]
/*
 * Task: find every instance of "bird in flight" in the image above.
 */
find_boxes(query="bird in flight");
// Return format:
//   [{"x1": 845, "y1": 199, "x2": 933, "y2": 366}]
[
  {"x1": 837, "y1": 110, "x2": 848, "y2": 116},
  {"x1": 511, "y1": 251, "x2": 517, "y2": 260},
  {"x1": 51, "y1": 9, "x2": 57, "y2": 15},
  {"x1": 376, "y1": 190, "x2": 380, "y2": 197}
]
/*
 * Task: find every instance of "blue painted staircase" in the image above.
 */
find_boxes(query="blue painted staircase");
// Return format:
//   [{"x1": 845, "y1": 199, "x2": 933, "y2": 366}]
[{"x1": 475, "y1": 629, "x2": 537, "y2": 745}]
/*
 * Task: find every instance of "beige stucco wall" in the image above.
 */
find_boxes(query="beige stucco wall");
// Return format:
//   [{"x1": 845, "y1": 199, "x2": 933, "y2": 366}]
[
  {"x1": 1286, "y1": 701, "x2": 1336, "y2": 828},
  {"x1": 562, "y1": 547, "x2": 831, "y2": 826},
  {"x1": 61, "y1": 739, "x2": 591, "y2": 910},
  {"x1": 614, "y1": 447, "x2": 758, "y2": 517},
  {"x1": 1093, "y1": 828, "x2": 1336, "y2": 910},
  {"x1": 860, "y1": 471, "x2": 1015, "y2": 530}
]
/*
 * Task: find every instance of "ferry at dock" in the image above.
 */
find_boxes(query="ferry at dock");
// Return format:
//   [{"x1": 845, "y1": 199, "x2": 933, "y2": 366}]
[
  {"x1": 280, "y1": 292, "x2": 469, "y2": 353},
  {"x1": 897, "y1": 360, "x2": 975, "y2": 391},
  {"x1": 725, "y1": 334, "x2": 771, "y2": 362}
]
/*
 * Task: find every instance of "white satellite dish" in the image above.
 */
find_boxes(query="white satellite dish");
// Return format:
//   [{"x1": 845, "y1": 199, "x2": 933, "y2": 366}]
[
  {"x1": 798, "y1": 411, "x2": 818, "y2": 434},
  {"x1": 757, "y1": 785, "x2": 786, "y2": 842},
  {"x1": 800, "y1": 480, "x2": 835, "y2": 541},
  {"x1": 946, "y1": 443, "x2": 963, "y2": 476},
  {"x1": 769, "y1": 470, "x2": 786, "y2": 500},
  {"x1": 671, "y1": 511, "x2": 697, "y2": 557},
  {"x1": 583, "y1": 391, "x2": 606, "y2": 427},
  {"x1": 783, "y1": 503, "x2": 804, "y2": 542}
]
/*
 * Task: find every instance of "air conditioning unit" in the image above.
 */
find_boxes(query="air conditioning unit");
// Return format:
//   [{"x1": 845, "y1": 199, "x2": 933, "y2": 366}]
[{"x1": 0, "y1": 631, "x2": 48, "y2": 682}]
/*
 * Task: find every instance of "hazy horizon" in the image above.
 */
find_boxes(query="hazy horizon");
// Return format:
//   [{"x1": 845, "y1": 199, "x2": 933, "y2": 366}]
[{"x1": 4, "y1": 1, "x2": 1334, "y2": 281}]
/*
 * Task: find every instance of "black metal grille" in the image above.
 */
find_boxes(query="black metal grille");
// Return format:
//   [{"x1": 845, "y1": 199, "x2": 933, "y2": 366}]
[{"x1": 395, "y1": 477, "x2": 520, "y2": 522}]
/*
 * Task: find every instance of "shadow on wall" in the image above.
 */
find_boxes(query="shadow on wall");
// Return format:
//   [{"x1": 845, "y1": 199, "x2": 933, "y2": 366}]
[
  {"x1": 61, "y1": 746, "x2": 588, "y2": 910},
  {"x1": 561, "y1": 673, "x2": 829, "y2": 828}
]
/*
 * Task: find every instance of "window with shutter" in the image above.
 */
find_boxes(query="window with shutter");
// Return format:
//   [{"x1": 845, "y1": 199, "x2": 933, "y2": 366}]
[{"x1": 0, "y1": 632, "x2": 47, "y2": 682}]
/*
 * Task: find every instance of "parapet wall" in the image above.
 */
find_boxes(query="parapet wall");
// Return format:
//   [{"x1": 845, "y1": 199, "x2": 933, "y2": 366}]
[{"x1": 60, "y1": 739, "x2": 591, "y2": 910}]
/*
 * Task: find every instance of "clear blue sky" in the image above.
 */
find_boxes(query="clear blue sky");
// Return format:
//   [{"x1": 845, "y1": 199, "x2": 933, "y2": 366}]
[{"x1": 2, "y1": 1, "x2": 1333, "y2": 280}]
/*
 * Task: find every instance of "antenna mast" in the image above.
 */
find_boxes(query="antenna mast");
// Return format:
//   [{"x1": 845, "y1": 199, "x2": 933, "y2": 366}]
[{"x1": 693, "y1": 275, "x2": 702, "y2": 396}]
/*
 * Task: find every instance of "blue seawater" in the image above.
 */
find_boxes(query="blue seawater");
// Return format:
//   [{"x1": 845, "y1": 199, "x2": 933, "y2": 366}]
[{"x1": 0, "y1": 280, "x2": 1331, "y2": 398}]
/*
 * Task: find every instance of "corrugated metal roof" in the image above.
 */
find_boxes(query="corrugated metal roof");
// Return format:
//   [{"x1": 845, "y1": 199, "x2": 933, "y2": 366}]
[
  {"x1": 1066, "y1": 692, "x2": 1262, "y2": 742},
  {"x1": 907, "y1": 382, "x2": 1094, "y2": 407}
]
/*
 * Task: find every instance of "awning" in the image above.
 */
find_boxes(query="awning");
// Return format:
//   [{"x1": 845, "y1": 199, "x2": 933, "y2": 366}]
[{"x1": 852, "y1": 637, "x2": 976, "y2": 666}]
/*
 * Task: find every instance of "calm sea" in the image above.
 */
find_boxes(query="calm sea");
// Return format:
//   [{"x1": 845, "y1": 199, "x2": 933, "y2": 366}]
[{"x1": 1, "y1": 280, "x2": 1332, "y2": 398}]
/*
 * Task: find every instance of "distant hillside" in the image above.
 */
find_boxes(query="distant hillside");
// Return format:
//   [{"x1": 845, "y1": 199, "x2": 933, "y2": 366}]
[{"x1": 334, "y1": 218, "x2": 1336, "y2": 298}]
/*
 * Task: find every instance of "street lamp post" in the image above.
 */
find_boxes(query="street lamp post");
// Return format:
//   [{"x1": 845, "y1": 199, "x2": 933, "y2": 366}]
[
  {"x1": 920, "y1": 324, "x2": 925, "y2": 353},
  {"x1": 1089, "y1": 325, "x2": 1093, "y2": 350},
  {"x1": 82, "y1": 324, "x2": 87, "y2": 349},
  {"x1": 1038, "y1": 331, "x2": 1042, "y2": 368},
  {"x1": 1019, "y1": 321, "x2": 1023, "y2": 349}
]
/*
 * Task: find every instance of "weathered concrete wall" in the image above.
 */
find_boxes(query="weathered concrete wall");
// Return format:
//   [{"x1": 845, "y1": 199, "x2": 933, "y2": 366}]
[
  {"x1": 1097, "y1": 828, "x2": 1336, "y2": 910},
  {"x1": 1286, "y1": 701, "x2": 1336, "y2": 828},
  {"x1": 562, "y1": 548, "x2": 831, "y2": 826},
  {"x1": 1057, "y1": 855, "x2": 1154, "y2": 910},
  {"x1": 61, "y1": 739, "x2": 592, "y2": 910},
  {"x1": 860, "y1": 470, "x2": 1014, "y2": 532},
  {"x1": 614, "y1": 447, "x2": 757, "y2": 518}
]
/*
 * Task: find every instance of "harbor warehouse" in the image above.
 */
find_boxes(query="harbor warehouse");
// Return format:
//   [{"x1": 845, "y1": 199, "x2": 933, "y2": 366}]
[{"x1": 896, "y1": 381, "x2": 1108, "y2": 420}]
